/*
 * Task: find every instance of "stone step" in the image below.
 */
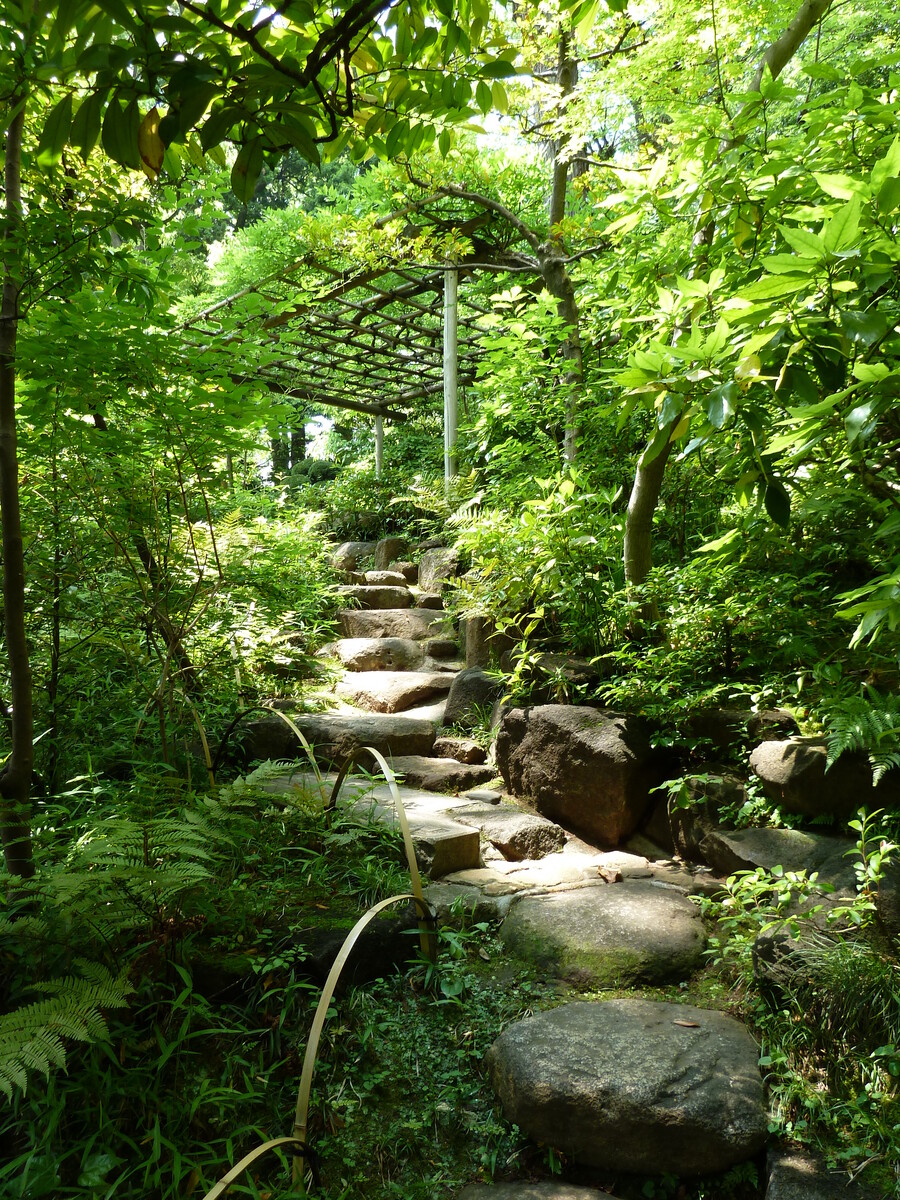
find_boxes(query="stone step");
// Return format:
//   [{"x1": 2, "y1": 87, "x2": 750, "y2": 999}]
[
  {"x1": 336, "y1": 584, "x2": 413, "y2": 610},
  {"x1": 242, "y1": 711, "x2": 436, "y2": 765},
  {"x1": 388, "y1": 754, "x2": 496, "y2": 793},
  {"x1": 323, "y1": 637, "x2": 427, "y2": 672},
  {"x1": 339, "y1": 607, "x2": 452, "y2": 641},
  {"x1": 336, "y1": 671, "x2": 455, "y2": 714},
  {"x1": 262, "y1": 770, "x2": 481, "y2": 878}
]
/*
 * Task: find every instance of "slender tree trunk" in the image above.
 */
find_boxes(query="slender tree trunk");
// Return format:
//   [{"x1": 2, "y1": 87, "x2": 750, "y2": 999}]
[
  {"x1": 0, "y1": 97, "x2": 35, "y2": 877},
  {"x1": 621, "y1": 0, "x2": 834, "y2": 601},
  {"x1": 547, "y1": 30, "x2": 580, "y2": 463},
  {"x1": 271, "y1": 433, "x2": 289, "y2": 481},
  {"x1": 290, "y1": 423, "x2": 305, "y2": 470}
]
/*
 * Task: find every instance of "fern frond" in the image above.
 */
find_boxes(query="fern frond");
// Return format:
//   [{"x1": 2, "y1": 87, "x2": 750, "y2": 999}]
[{"x1": 0, "y1": 964, "x2": 133, "y2": 1099}]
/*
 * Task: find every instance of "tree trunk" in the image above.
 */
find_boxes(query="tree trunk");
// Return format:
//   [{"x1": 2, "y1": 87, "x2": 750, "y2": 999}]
[
  {"x1": 271, "y1": 433, "x2": 289, "y2": 481},
  {"x1": 290, "y1": 423, "x2": 306, "y2": 470},
  {"x1": 0, "y1": 97, "x2": 35, "y2": 877}
]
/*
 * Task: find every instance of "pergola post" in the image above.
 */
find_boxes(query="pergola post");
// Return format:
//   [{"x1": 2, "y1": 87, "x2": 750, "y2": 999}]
[
  {"x1": 443, "y1": 266, "x2": 458, "y2": 495},
  {"x1": 375, "y1": 414, "x2": 384, "y2": 480}
]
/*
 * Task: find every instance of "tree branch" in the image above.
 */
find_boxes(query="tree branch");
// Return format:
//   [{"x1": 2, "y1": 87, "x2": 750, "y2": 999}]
[{"x1": 752, "y1": 0, "x2": 834, "y2": 90}]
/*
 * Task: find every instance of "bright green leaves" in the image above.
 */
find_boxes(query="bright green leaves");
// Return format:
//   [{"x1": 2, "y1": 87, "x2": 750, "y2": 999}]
[{"x1": 69, "y1": 92, "x2": 104, "y2": 161}]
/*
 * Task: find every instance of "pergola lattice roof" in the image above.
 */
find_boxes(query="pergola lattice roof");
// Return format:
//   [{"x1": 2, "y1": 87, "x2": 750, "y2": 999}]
[{"x1": 183, "y1": 255, "x2": 516, "y2": 424}]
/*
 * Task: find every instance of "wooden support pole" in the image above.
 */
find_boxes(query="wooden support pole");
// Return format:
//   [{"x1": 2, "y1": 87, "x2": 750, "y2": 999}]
[
  {"x1": 443, "y1": 267, "x2": 458, "y2": 495},
  {"x1": 375, "y1": 414, "x2": 384, "y2": 480}
]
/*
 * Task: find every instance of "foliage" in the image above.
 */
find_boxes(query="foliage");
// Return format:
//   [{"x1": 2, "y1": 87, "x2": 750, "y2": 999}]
[{"x1": 699, "y1": 813, "x2": 900, "y2": 1173}]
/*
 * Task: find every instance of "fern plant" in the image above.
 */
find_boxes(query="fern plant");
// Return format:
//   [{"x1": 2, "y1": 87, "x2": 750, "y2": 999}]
[
  {"x1": 820, "y1": 686, "x2": 900, "y2": 784},
  {"x1": 0, "y1": 961, "x2": 133, "y2": 1099}
]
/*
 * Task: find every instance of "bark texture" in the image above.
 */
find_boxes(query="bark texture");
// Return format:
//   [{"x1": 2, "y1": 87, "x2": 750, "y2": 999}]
[{"x1": 0, "y1": 98, "x2": 35, "y2": 877}]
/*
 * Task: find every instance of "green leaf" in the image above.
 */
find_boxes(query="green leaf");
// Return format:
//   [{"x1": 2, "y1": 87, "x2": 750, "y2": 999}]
[
  {"x1": 813, "y1": 173, "x2": 869, "y2": 201},
  {"x1": 438, "y1": 128, "x2": 451, "y2": 157},
  {"x1": 100, "y1": 96, "x2": 141, "y2": 171},
  {"x1": 822, "y1": 198, "x2": 862, "y2": 253},
  {"x1": 479, "y1": 59, "x2": 517, "y2": 79},
  {"x1": 385, "y1": 118, "x2": 409, "y2": 159},
  {"x1": 70, "y1": 90, "x2": 105, "y2": 161},
  {"x1": 839, "y1": 309, "x2": 888, "y2": 348},
  {"x1": 739, "y1": 274, "x2": 807, "y2": 301},
  {"x1": 706, "y1": 381, "x2": 738, "y2": 428},
  {"x1": 846, "y1": 400, "x2": 878, "y2": 445},
  {"x1": 36, "y1": 94, "x2": 73, "y2": 168},
  {"x1": 871, "y1": 136, "x2": 900, "y2": 190},
  {"x1": 779, "y1": 225, "x2": 825, "y2": 258},
  {"x1": 764, "y1": 480, "x2": 791, "y2": 527},
  {"x1": 231, "y1": 136, "x2": 264, "y2": 204},
  {"x1": 199, "y1": 105, "x2": 243, "y2": 151},
  {"x1": 275, "y1": 120, "x2": 320, "y2": 165},
  {"x1": 475, "y1": 80, "x2": 493, "y2": 115},
  {"x1": 877, "y1": 177, "x2": 900, "y2": 213}
]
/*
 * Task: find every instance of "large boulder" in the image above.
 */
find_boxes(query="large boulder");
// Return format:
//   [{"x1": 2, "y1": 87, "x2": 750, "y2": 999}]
[
  {"x1": 374, "y1": 535, "x2": 407, "y2": 570},
  {"x1": 241, "y1": 712, "x2": 435, "y2": 766},
  {"x1": 433, "y1": 735, "x2": 487, "y2": 765},
  {"x1": 496, "y1": 706, "x2": 662, "y2": 846},
  {"x1": 443, "y1": 667, "x2": 504, "y2": 730},
  {"x1": 330, "y1": 541, "x2": 376, "y2": 572},
  {"x1": 698, "y1": 826, "x2": 856, "y2": 893},
  {"x1": 749, "y1": 738, "x2": 899, "y2": 819},
  {"x1": 339, "y1": 608, "x2": 451, "y2": 641},
  {"x1": 487, "y1": 1000, "x2": 767, "y2": 1176},
  {"x1": 419, "y1": 547, "x2": 462, "y2": 592},
  {"x1": 324, "y1": 637, "x2": 425, "y2": 672},
  {"x1": 499, "y1": 882, "x2": 705, "y2": 985}
]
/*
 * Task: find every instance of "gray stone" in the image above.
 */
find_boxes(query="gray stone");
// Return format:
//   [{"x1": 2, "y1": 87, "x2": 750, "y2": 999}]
[
  {"x1": 496, "y1": 706, "x2": 662, "y2": 846},
  {"x1": 433, "y1": 736, "x2": 487, "y2": 765},
  {"x1": 419, "y1": 547, "x2": 461, "y2": 592},
  {"x1": 415, "y1": 592, "x2": 445, "y2": 610},
  {"x1": 443, "y1": 667, "x2": 504, "y2": 730},
  {"x1": 424, "y1": 880, "x2": 519, "y2": 924},
  {"x1": 363, "y1": 570, "x2": 407, "y2": 586},
  {"x1": 388, "y1": 755, "x2": 497, "y2": 793},
  {"x1": 374, "y1": 536, "x2": 407, "y2": 570},
  {"x1": 748, "y1": 708, "x2": 802, "y2": 743},
  {"x1": 325, "y1": 637, "x2": 425, "y2": 673},
  {"x1": 454, "y1": 803, "x2": 566, "y2": 861},
  {"x1": 499, "y1": 882, "x2": 705, "y2": 984},
  {"x1": 464, "y1": 617, "x2": 518, "y2": 670},
  {"x1": 458, "y1": 1185, "x2": 614, "y2": 1200},
  {"x1": 487, "y1": 1000, "x2": 767, "y2": 1176},
  {"x1": 337, "y1": 671, "x2": 455, "y2": 714},
  {"x1": 336, "y1": 584, "x2": 413, "y2": 610},
  {"x1": 701, "y1": 826, "x2": 857, "y2": 892},
  {"x1": 426, "y1": 636, "x2": 460, "y2": 660},
  {"x1": 392, "y1": 560, "x2": 419, "y2": 583},
  {"x1": 766, "y1": 1146, "x2": 880, "y2": 1199},
  {"x1": 339, "y1": 608, "x2": 451, "y2": 641},
  {"x1": 241, "y1": 713, "x2": 435, "y2": 766},
  {"x1": 877, "y1": 858, "x2": 900, "y2": 940},
  {"x1": 750, "y1": 737, "x2": 900, "y2": 819},
  {"x1": 330, "y1": 540, "x2": 376, "y2": 572}
]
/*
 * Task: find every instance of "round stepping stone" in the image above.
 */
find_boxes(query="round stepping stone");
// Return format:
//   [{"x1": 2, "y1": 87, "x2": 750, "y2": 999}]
[
  {"x1": 499, "y1": 881, "x2": 705, "y2": 985},
  {"x1": 487, "y1": 999, "x2": 768, "y2": 1176}
]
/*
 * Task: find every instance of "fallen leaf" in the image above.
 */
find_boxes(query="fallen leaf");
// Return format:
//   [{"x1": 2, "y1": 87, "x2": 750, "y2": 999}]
[{"x1": 673, "y1": 1020, "x2": 700, "y2": 1027}]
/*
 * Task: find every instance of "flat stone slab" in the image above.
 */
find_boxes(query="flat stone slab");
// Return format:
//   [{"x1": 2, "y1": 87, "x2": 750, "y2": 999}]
[
  {"x1": 363, "y1": 570, "x2": 407, "y2": 585},
  {"x1": 500, "y1": 881, "x2": 705, "y2": 985},
  {"x1": 433, "y1": 735, "x2": 487, "y2": 765},
  {"x1": 324, "y1": 637, "x2": 426, "y2": 672},
  {"x1": 702, "y1": 826, "x2": 856, "y2": 893},
  {"x1": 766, "y1": 1146, "x2": 880, "y2": 1199},
  {"x1": 336, "y1": 585, "x2": 413, "y2": 609},
  {"x1": 337, "y1": 671, "x2": 455, "y2": 714},
  {"x1": 454, "y1": 803, "x2": 566, "y2": 861},
  {"x1": 389, "y1": 755, "x2": 497, "y2": 793},
  {"x1": 242, "y1": 712, "x2": 436, "y2": 765},
  {"x1": 487, "y1": 999, "x2": 768, "y2": 1176},
  {"x1": 339, "y1": 608, "x2": 451, "y2": 641}
]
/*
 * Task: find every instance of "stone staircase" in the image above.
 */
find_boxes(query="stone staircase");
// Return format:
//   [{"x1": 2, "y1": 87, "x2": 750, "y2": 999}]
[{"x1": 245, "y1": 535, "x2": 864, "y2": 1200}]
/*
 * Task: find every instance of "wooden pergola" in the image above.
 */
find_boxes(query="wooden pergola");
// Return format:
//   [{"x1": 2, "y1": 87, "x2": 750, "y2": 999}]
[{"x1": 181, "y1": 253, "x2": 519, "y2": 487}]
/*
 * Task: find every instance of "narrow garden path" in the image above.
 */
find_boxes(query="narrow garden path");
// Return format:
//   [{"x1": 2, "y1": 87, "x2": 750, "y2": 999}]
[{"x1": 238, "y1": 535, "x2": 881, "y2": 1200}]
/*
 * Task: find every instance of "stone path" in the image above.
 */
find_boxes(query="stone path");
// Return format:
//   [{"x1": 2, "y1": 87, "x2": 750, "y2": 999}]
[{"x1": 252, "y1": 536, "x2": 823, "y2": 1199}]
